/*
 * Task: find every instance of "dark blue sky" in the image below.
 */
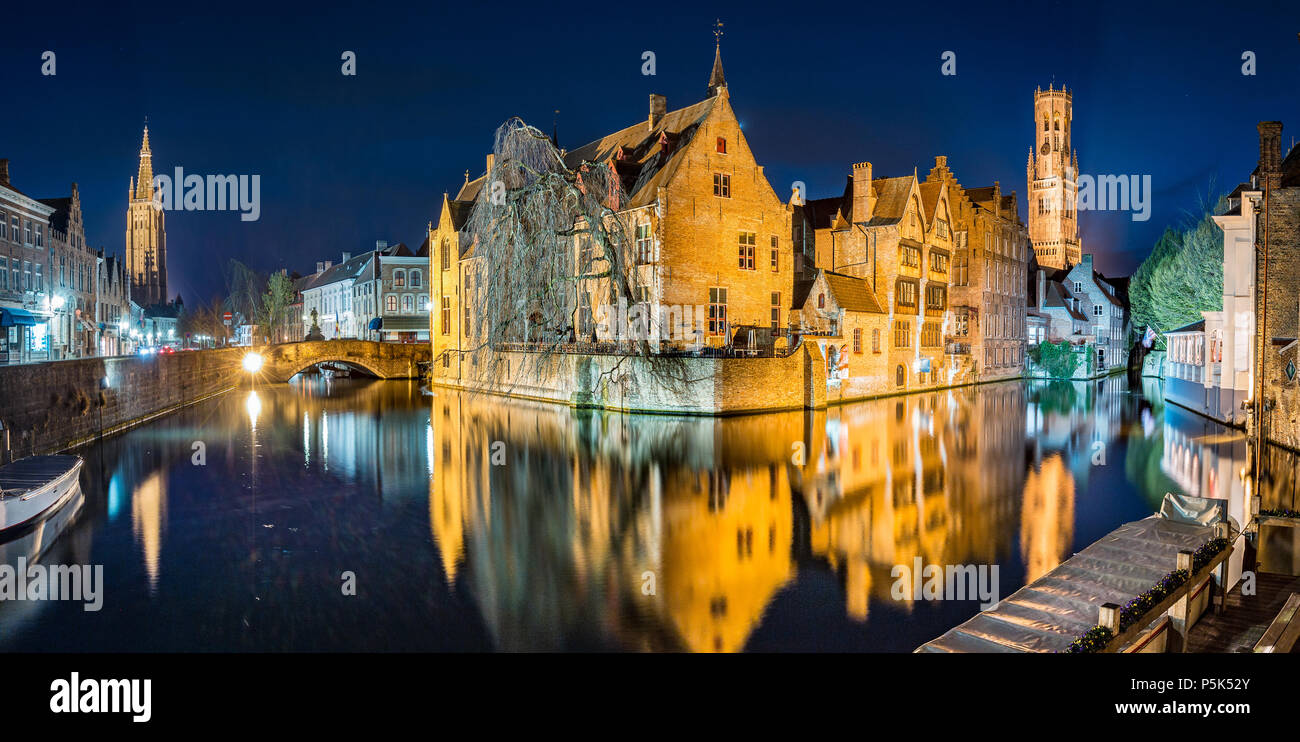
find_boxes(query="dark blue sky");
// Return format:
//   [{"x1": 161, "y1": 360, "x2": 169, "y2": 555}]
[{"x1": 3, "y1": 0, "x2": 1297, "y2": 304}]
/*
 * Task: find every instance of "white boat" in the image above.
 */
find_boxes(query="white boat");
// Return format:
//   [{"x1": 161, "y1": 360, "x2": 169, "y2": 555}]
[{"x1": 0, "y1": 455, "x2": 84, "y2": 533}]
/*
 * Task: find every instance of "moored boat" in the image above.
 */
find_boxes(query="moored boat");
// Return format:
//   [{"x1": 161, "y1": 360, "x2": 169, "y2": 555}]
[{"x1": 0, "y1": 455, "x2": 84, "y2": 533}]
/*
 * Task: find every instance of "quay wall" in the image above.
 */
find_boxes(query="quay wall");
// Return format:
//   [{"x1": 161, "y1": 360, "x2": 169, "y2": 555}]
[
  {"x1": 0, "y1": 348, "x2": 244, "y2": 461},
  {"x1": 436, "y1": 343, "x2": 826, "y2": 415},
  {"x1": 0, "y1": 340, "x2": 429, "y2": 460}
]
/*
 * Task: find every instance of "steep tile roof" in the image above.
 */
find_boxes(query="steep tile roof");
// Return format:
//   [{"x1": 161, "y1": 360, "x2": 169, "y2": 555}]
[
  {"x1": 823, "y1": 270, "x2": 885, "y2": 314},
  {"x1": 865, "y1": 176, "x2": 914, "y2": 227}
]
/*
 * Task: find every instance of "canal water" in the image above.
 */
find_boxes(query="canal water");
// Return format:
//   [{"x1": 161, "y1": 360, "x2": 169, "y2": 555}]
[{"x1": 2, "y1": 374, "x2": 1294, "y2": 652}]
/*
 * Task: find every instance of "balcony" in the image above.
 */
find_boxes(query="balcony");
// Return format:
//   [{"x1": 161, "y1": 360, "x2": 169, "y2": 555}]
[{"x1": 945, "y1": 342, "x2": 971, "y2": 355}]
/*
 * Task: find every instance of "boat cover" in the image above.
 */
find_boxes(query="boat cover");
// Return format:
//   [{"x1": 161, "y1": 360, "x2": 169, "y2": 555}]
[
  {"x1": 0, "y1": 455, "x2": 82, "y2": 495},
  {"x1": 916, "y1": 516, "x2": 1217, "y2": 653}
]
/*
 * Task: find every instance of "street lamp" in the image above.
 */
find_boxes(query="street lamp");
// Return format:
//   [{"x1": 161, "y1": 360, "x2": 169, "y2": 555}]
[{"x1": 242, "y1": 352, "x2": 264, "y2": 373}]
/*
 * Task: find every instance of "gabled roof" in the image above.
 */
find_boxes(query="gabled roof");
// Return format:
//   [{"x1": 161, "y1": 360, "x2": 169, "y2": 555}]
[
  {"x1": 415, "y1": 233, "x2": 431, "y2": 258},
  {"x1": 865, "y1": 176, "x2": 915, "y2": 227},
  {"x1": 917, "y1": 181, "x2": 943, "y2": 222},
  {"x1": 822, "y1": 270, "x2": 885, "y2": 314},
  {"x1": 1042, "y1": 281, "x2": 1087, "y2": 322},
  {"x1": 298, "y1": 251, "x2": 373, "y2": 292},
  {"x1": 561, "y1": 96, "x2": 720, "y2": 209},
  {"x1": 797, "y1": 177, "x2": 852, "y2": 230}
]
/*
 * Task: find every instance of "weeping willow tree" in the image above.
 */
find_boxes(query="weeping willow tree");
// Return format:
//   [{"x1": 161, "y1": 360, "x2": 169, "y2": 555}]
[{"x1": 462, "y1": 118, "x2": 691, "y2": 394}]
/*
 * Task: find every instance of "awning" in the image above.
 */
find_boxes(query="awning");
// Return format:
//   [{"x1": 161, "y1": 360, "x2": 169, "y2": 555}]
[
  {"x1": 368, "y1": 317, "x2": 383, "y2": 331},
  {"x1": 378, "y1": 316, "x2": 429, "y2": 332},
  {"x1": 0, "y1": 308, "x2": 39, "y2": 327}
]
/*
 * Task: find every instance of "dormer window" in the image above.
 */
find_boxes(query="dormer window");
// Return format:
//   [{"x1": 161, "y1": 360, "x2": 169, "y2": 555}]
[{"x1": 716, "y1": 137, "x2": 727, "y2": 154}]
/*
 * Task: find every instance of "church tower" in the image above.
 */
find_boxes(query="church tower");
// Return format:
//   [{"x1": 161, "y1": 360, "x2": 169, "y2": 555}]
[
  {"x1": 1027, "y1": 85, "x2": 1081, "y2": 270},
  {"x1": 125, "y1": 126, "x2": 168, "y2": 306}
]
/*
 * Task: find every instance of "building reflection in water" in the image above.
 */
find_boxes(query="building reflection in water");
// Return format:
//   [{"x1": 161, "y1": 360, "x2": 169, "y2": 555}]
[
  {"x1": 430, "y1": 376, "x2": 1177, "y2": 651},
  {"x1": 8, "y1": 372, "x2": 1274, "y2": 651}
]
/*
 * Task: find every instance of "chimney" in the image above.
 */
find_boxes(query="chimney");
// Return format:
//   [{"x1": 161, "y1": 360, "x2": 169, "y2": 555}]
[
  {"x1": 485, "y1": 153, "x2": 495, "y2": 178},
  {"x1": 342, "y1": 251, "x2": 352, "y2": 262},
  {"x1": 648, "y1": 94, "x2": 666, "y2": 131},
  {"x1": 316, "y1": 261, "x2": 325, "y2": 275},
  {"x1": 851, "y1": 162, "x2": 874, "y2": 223},
  {"x1": 0, "y1": 158, "x2": 8, "y2": 185},
  {"x1": 1258, "y1": 121, "x2": 1283, "y2": 187},
  {"x1": 376, "y1": 239, "x2": 388, "y2": 251},
  {"x1": 1080, "y1": 253, "x2": 1093, "y2": 272},
  {"x1": 993, "y1": 181, "x2": 1001, "y2": 217}
]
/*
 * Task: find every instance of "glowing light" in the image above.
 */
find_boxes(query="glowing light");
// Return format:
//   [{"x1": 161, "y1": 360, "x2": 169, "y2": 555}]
[
  {"x1": 50, "y1": 295, "x2": 65, "y2": 310},
  {"x1": 245, "y1": 390, "x2": 262, "y2": 430},
  {"x1": 242, "y1": 352, "x2": 264, "y2": 373}
]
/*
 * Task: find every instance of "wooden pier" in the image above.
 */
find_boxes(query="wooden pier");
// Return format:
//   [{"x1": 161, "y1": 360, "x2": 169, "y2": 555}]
[{"x1": 1185, "y1": 572, "x2": 1300, "y2": 652}]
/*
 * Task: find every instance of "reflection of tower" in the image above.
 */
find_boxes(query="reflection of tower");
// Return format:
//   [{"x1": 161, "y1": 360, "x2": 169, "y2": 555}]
[
  {"x1": 131, "y1": 469, "x2": 167, "y2": 594},
  {"x1": 1019, "y1": 453, "x2": 1074, "y2": 581},
  {"x1": 125, "y1": 126, "x2": 168, "y2": 306},
  {"x1": 1027, "y1": 86, "x2": 1081, "y2": 270}
]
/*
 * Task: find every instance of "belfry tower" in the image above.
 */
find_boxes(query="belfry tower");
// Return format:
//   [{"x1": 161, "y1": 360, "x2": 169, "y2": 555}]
[
  {"x1": 125, "y1": 126, "x2": 168, "y2": 306},
  {"x1": 1027, "y1": 85, "x2": 1081, "y2": 270}
]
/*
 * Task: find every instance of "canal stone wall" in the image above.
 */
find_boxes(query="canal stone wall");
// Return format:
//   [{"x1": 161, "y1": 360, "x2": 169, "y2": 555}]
[
  {"x1": 434, "y1": 343, "x2": 828, "y2": 414},
  {"x1": 0, "y1": 340, "x2": 429, "y2": 460},
  {"x1": 0, "y1": 348, "x2": 245, "y2": 461}
]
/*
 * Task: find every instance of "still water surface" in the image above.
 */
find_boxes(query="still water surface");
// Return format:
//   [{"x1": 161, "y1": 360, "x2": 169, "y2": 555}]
[{"x1": 2, "y1": 374, "x2": 1288, "y2": 652}]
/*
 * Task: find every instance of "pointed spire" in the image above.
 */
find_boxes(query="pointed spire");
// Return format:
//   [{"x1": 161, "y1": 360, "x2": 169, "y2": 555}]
[
  {"x1": 134, "y1": 124, "x2": 154, "y2": 200},
  {"x1": 707, "y1": 19, "x2": 726, "y2": 97}
]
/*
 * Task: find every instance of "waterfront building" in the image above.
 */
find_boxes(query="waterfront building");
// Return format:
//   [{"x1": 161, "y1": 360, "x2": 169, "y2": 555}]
[
  {"x1": 125, "y1": 127, "x2": 168, "y2": 307},
  {"x1": 924, "y1": 158, "x2": 1029, "y2": 381},
  {"x1": 0, "y1": 158, "x2": 56, "y2": 363},
  {"x1": 792, "y1": 159, "x2": 957, "y2": 395},
  {"x1": 39, "y1": 184, "x2": 98, "y2": 358},
  {"x1": 97, "y1": 252, "x2": 132, "y2": 355},
  {"x1": 1190, "y1": 121, "x2": 1300, "y2": 442},
  {"x1": 298, "y1": 252, "x2": 369, "y2": 340},
  {"x1": 1026, "y1": 255, "x2": 1129, "y2": 377},
  {"x1": 432, "y1": 40, "x2": 794, "y2": 382},
  {"x1": 1027, "y1": 85, "x2": 1082, "y2": 270},
  {"x1": 354, "y1": 240, "x2": 430, "y2": 343}
]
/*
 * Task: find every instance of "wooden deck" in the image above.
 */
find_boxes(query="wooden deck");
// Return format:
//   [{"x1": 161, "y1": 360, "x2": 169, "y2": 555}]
[{"x1": 1186, "y1": 572, "x2": 1300, "y2": 653}]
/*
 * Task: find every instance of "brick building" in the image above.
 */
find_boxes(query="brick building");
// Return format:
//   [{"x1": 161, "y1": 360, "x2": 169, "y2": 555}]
[
  {"x1": 40, "y1": 183, "x2": 99, "y2": 358},
  {"x1": 792, "y1": 157, "x2": 960, "y2": 394},
  {"x1": 432, "y1": 42, "x2": 794, "y2": 381},
  {"x1": 1027, "y1": 85, "x2": 1082, "y2": 271},
  {"x1": 1250, "y1": 122, "x2": 1300, "y2": 448},
  {"x1": 924, "y1": 158, "x2": 1028, "y2": 381},
  {"x1": 0, "y1": 158, "x2": 56, "y2": 363}
]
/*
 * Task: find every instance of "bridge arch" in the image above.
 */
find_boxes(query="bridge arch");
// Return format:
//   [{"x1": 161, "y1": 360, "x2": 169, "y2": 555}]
[{"x1": 281, "y1": 357, "x2": 388, "y2": 381}]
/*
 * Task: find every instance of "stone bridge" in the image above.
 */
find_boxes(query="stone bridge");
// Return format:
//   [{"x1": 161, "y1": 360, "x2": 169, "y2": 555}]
[{"x1": 256, "y1": 340, "x2": 430, "y2": 382}]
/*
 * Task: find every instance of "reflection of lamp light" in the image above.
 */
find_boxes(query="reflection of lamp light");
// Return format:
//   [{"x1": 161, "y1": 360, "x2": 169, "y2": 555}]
[
  {"x1": 245, "y1": 390, "x2": 261, "y2": 430},
  {"x1": 242, "y1": 352, "x2": 264, "y2": 373}
]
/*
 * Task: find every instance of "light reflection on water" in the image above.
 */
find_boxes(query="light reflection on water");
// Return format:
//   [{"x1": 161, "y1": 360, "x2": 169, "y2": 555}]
[{"x1": 1, "y1": 374, "x2": 1292, "y2": 652}]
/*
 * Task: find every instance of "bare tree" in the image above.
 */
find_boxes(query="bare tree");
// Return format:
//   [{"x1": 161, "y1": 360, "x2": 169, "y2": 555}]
[{"x1": 462, "y1": 118, "x2": 691, "y2": 395}]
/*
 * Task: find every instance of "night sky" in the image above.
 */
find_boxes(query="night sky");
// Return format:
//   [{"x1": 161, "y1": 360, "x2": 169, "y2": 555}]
[{"x1": 3, "y1": 0, "x2": 1298, "y2": 304}]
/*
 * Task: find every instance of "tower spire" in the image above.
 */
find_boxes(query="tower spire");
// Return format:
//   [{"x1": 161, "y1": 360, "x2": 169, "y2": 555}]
[
  {"x1": 135, "y1": 123, "x2": 154, "y2": 200},
  {"x1": 707, "y1": 19, "x2": 727, "y2": 97}
]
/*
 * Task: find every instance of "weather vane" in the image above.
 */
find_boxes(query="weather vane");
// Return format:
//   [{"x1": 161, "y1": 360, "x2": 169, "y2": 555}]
[{"x1": 714, "y1": 19, "x2": 723, "y2": 45}]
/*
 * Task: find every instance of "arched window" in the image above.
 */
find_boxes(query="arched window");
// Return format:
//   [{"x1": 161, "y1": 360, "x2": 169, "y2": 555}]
[
  {"x1": 386, "y1": 295, "x2": 397, "y2": 312},
  {"x1": 895, "y1": 365, "x2": 905, "y2": 388},
  {"x1": 418, "y1": 295, "x2": 427, "y2": 312},
  {"x1": 394, "y1": 269, "x2": 406, "y2": 287},
  {"x1": 409, "y1": 270, "x2": 421, "y2": 288},
  {"x1": 402, "y1": 295, "x2": 413, "y2": 312},
  {"x1": 818, "y1": 292, "x2": 825, "y2": 309}
]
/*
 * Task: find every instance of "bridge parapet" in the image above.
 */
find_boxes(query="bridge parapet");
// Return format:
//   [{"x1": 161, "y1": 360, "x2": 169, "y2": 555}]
[{"x1": 260, "y1": 340, "x2": 430, "y2": 382}]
